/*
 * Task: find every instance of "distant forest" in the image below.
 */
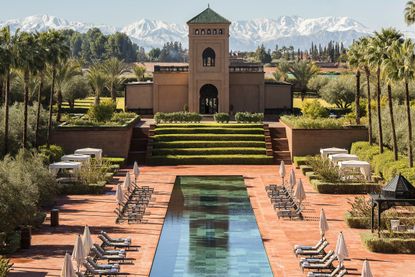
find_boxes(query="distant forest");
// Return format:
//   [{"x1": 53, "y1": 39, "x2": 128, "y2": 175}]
[{"x1": 62, "y1": 27, "x2": 347, "y2": 64}]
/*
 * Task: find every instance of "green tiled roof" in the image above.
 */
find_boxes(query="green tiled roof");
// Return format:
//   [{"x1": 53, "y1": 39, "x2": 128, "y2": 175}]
[{"x1": 187, "y1": 8, "x2": 231, "y2": 24}]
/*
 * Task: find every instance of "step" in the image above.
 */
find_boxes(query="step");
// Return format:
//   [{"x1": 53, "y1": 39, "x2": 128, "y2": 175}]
[
  {"x1": 269, "y1": 127, "x2": 287, "y2": 138},
  {"x1": 154, "y1": 127, "x2": 265, "y2": 135},
  {"x1": 132, "y1": 127, "x2": 149, "y2": 137},
  {"x1": 152, "y1": 147, "x2": 267, "y2": 156},
  {"x1": 153, "y1": 141, "x2": 266, "y2": 148},
  {"x1": 149, "y1": 154, "x2": 274, "y2": 165},
  {"x1": 273, "y1": 151, "x2": 292, "y2": 161},
  {"x1": 127, "y1": 151, "x2": 147, "y2": 164},
  {"x1": 272, "y1": 138, "x2": 289, "y2": 150},
  {"x1": 152, "y1": 134, "x2": 266, "y2": 142}
]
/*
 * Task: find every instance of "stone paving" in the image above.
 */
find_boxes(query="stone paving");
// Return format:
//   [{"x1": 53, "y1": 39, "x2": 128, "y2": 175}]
[{"x1": 9, "y1": 165, "x2": 415, "y2": 276}]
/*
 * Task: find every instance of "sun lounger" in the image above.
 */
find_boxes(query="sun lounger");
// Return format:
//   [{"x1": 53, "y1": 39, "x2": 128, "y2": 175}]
[
  {"x1": 91, "y1": 247, "x2": 126, "y2": 261},
  {"x1": 98, "y1": 235, "x2": 140, "y2": 251},
  {"x1": 294, "y1": 238, "x2": 326, "y2": 252},
  {"x1": 86, "y1": 257, "x2": 120, "y2": 270},
  {"x1": 295, "y1": 240, "x2": 328, "y2": 257},
  {"x1": 300, "y1": 253, "x2": 337, "y2": 272},
  {"x1": 306, "y1": 264, "x2": 344, "y2": 277},
  {"x1": 101, "y1": 231, "x2": 131, "y2": 244},
  {"x1": 83, "y1": 261, "x2": 125, "y2": 276},
  {"x1": 300, "y1": 250, "x2": 333, "y2": 265},
  {"x1": 277, "y1": 206, "x2": 303, "y2": 220},
  {"x1": 94, "y1": 244, "x2": 126, "y2": 256}
]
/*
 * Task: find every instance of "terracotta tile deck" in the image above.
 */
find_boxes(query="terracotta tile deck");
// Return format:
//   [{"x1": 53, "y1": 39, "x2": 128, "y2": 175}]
[{"x1": 9, "y1": 165, "x2": 415, "y2": 276}]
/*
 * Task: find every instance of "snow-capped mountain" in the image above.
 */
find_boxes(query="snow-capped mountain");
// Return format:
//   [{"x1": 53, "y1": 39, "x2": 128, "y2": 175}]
[{"x1": 0, "y1": 15, "x2": 372, "y2": 50}]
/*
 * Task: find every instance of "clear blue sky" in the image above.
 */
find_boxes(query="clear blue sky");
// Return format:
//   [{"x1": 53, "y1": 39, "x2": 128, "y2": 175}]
[{"x1": 0, "y1": 0, "x2": 412, "y2": 31}]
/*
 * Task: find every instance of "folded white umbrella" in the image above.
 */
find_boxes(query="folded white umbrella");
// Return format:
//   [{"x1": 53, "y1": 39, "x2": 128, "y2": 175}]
[
  {"x1": 133, "y1": 161, "x2": 140, "y2": 177},
  {"x1": 61, "y1": 252, "x2": 76, "y2": 277},
  {"x1": 115, "y1": 184, "x2": 124, "y2": 205},
  {"x1": 335, "y1": 232, "x2": 349, "y2": 265},
  {"x1": 72, "y1": 234, "x2": 85, "y2": 272},
  {"x1": 289, "y1": 167, "x2": 296, "y2": 191},
  {"x1": 279, "y1": 160, "x2": 286, "y2": 185},
  {"x1": 295, "y1": 179, "x2": 306, "y2": 204},
  {"x1": 123, "y1": 172, "x2": 131, "y2": 191},
  {"x1": 319, "y1": 208, "x2": 329, "y2": 238},
  {"x1": 82, "y1": 225, "x2": 93, "y2": 257},
  {"x1": 361, "y1": 259, "x2": 373, "y2": 277}
]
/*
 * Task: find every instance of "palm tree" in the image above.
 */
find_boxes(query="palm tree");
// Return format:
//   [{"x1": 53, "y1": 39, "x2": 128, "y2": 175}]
[
  {"x1": 360, "y1": 37, "x2": 374, "y2": 145},
  {"x1": 347, "y1": 40, "x2": 364, "y2": 125},
  {"x1": 368, "y1": 28, "x2": 404, "y2": 154},
  {"x1": 132, "y1": 64, "x2": 146, "y2": 82},
  {"x1": 405, "y1": 1, "x2": 415, "y2": 25},
  {"x1": 277, "y1": 60, "x2": 320, "y2": 101},
  {"x1": 0, "y1": 26, "x2": 15, "y2": 156},
  {"x1": 53, "y1": 59, "x2": 82, "y2": 120},
  {"x1": 14, "y1": 32, "x2": 38, "y2": 148},
  {"x1": 42, "y1": 30, "x2": 70, "y2": 147},
  {"x1": 102, "y1": 58, "x2": 128, "y2": 102},
  {"x1": 384, "y1": 39, "x2": 415, "y2": 166},
  {"x1": 87, "y1": 63, "x2": 107, "y2": 106}
]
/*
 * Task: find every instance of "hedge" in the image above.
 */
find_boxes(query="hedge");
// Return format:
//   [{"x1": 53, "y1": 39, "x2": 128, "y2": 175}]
[
  {"x1": 300, "y1": 165, "x2": 314, "y2": 174},
  {"x1": 102, "y1": 157, "x2": 125, "y2": 167},
  {"x1": 58, "y1": 181, "x2": 107, "y2": 195},
  {"x1": 214, "y1": 113, "x2": 230, "y2": 123},
  {"x1": 156, "y1": 123, "x2": 263, "y2": 128},
  {"x1": 152, "y1": 147, "x2": 266, "y2": 156},
  {"x1": 0, "y1": 231, "x2": 20, "y2": 254},
  {"x1": 310, "y1": 179, "x2": 380, "y2": 194},
  {"x1": 154, "y1": 112, "x2": 202, "y2": 123},
  {"x1": 152, "y1": 141, "x2": 266, "y2": 149},
  {"x1": 149, "y1": 155, "x2": 273, "y2": 165},
  {"x1": 345, "y1": 213, "x2": 415, "y2": 230},
  {"x1": 281, "y1": 116, "x2": 346, "y2": 129},
  {"x1": 235, "y1": 112, "x2": 264, "y2": 123},
  {"x1": 153, "y1": 134, "x2": 265, "y2": 142},
  {"x1": 362, "y1": 233, "x2": 415, "y2": 254},
  {"x1": 345, "y1": 213, "x2": 371, "y2": 229},
  {"x1": 154, "y1": 127, "x2": 264, "y2": 135},
  {"x1": 293, "y1": 156, "x2": 309, "y2": 168}
]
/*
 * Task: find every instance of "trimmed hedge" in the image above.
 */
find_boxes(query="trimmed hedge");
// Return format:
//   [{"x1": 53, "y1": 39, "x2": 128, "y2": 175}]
[
  {"x1": 310, "y1": 179, "x2": 380, "y2": 194},
  {"x1": 153, "y1": 134, "x2": 265, "y2": 142},
  {"x1": 149, "y1": 155, "x2": 273, "y2": 165},
  {"x1": 214, "y1": 113, "x2": 230, "y2": 123},
  {"x1": 102, "y1": 157, "x2": 126, "y2": 167},
  {"x1": 362, "y1": 233, "x2": 415, "y2": 254},
  {"x1": 235, "y1": 112, "x2": 264, "y2": 123},
  {"x1": 156, "y1": 123, "x2": 263, "y2": 128},
  {"x1": 152, "y1": 147, "x2": 266, "y2": 156},
  {"x1": 281, "y1": 115, "x2": 347, "y2": 129},
  {"x1": 293, "y1": 156, "x2": 309, "y2": 168},
  {"x1": 152, "y1": 141, "x2": 266, "y2": 149},
  {"x1": 154, "y1": 127, "x2": 264, "y2": 135},
  {"x1": 58, "y1": 181, "x2": 107, "y2": 195},
  {"x1": 345, "y1": 212, "x2": 372, "y2": 229},
  {"x1": 300, "y1": 165, "x2": 313, "y2": 174},
  {"x1": 154, "y1": 112, "x2": 202, "y2": 123}
]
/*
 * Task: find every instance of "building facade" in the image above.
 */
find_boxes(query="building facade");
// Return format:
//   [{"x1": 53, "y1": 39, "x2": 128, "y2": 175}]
[{"x1": 125, "y1": 7, "x2": 293, "y2": 115}]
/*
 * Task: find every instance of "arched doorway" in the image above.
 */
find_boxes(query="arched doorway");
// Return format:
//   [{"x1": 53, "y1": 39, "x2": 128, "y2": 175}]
[{"x1": 199, "y1": 84, "x2": 218, "y2": 114}]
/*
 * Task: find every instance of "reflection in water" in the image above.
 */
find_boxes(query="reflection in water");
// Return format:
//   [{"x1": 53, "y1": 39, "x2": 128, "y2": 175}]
[{"x1": 150, "y1": 176, "x2": 273, "y2": 277}]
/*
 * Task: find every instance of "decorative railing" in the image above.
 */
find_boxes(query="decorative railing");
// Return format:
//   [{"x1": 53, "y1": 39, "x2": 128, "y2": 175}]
[
  {"x1": 229, "y1": 65, "x2": 264, "y2": 72},
  {"x1": 154, "y1": 66, "x2": 189, "y2": 72}
]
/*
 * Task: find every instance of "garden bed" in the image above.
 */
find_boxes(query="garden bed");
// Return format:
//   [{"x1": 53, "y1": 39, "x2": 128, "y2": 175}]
[{"x1": 362, "y1": 232, "x2": 415, "y2": 254}]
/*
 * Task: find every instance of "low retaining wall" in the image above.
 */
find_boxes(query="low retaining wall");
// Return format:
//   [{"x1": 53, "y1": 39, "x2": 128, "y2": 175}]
[
  {"x1": 281, "y1": 121, "x2": 368, "y2": 158},
  {"x1": 50, "y1": 118, "x2": 140, "y2": 158}
]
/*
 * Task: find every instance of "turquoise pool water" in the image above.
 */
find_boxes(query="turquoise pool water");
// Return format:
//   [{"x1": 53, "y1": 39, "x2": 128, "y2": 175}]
[{"x1": 150, "y1": 176, "x2": 273, "y2": 277}]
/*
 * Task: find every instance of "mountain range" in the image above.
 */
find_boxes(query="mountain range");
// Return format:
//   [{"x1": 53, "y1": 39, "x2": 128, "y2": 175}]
[{"x1": 0, "y1": 15, "x2": 372, "y2": 50}]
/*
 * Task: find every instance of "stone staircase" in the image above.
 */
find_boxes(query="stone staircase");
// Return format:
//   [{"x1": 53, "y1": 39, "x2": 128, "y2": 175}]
[
  {"x1": 127, "y1": 127, "x2": 150, "y2": 164},
  {"x1": 269, "y1": 126, "x2": 292, "y2": 165}
]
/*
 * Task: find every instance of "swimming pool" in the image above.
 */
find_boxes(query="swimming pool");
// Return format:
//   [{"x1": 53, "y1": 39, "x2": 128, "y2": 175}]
[{"x1": 150, "y1": 176, "x2": 273, "y2": 276}]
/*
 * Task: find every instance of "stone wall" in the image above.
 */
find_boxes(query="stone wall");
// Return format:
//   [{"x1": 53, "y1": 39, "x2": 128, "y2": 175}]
[
  {"x1": 281, "y1": 121, "x2": 368, "y2": 158},
  {"x1": 50, "y1": 119, "x2": 139, "y2": 158},
  {"x1": 264, "y1": 83, "x2": 293, "y2": 110},
  {"x1": 229, "y1": 72, "x2": 264, "y2": 113},
  {"x1": 125, "y1": 83, "x2": 153, "y2": 111}
]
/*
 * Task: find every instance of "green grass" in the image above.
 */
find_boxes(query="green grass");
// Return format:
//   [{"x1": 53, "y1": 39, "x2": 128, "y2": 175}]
[
  {"x1": 293, "y1": 97, "x2": 334, "y2": 111},
  {"x1": 152, "y1": 147, "x2": 266, "y2": 155},
  {"x1": 152, "y1": 141, "x2": 266, "y2": 148},
  {"x1": 61, "y1": 97, "x2": 125, "y2": 111},
  {"x1": 154, "y1": 127, "x2": 264, "y2": 135},
  {"x1": 149, "y1": 155, "x2": 273, "y2": 165},
  {"x1": 156, "y1": 123, "x2": 263, "y2": 128},
  {"x1": 153, "y1": 134, "x2": 265, "y2": 142}
]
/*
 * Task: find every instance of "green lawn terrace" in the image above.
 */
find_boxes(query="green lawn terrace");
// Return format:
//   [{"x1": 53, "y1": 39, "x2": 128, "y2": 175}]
[{"x1": 148, "y1": 123, "x2": 274, "y2": 165}]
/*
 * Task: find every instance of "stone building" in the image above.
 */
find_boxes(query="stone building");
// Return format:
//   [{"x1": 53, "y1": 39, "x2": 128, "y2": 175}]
[{"x1": 125, "y1": 7, "x2": 293, "y2": 115}]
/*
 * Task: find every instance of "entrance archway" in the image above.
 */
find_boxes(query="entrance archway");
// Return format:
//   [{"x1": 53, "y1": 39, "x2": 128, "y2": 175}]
[{"x1": 199, "y1": 84, "x2": 218, "y2": 114}]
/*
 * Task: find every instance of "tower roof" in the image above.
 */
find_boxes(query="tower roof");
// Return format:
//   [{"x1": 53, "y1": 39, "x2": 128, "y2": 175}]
[
  {"x1": 382, "y1": 174, "x2": 415, "y2": 199},
  {"x1": 187, "y1": 7, "x2": 231, "y2": 24}
]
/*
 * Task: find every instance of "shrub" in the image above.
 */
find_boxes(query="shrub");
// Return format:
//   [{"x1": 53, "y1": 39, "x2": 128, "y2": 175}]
[
  {"x1": 87, "y1": 100, "x2": 116, "y2": 122},
  {"x1": 320, "y1": 75, "x2": 356, "y2": 109},
  {"x1": 0, "y1": 256, "x2": 12, "y2": 275},
  {"x1": 307, "y1": 156, "x2": 342, "y2": 183},
  {"x1": 62, "y1": 75, "x2": 90, "y2": 109},
  {"x1": 280, "y1": 116, "x2": 345, "y2": 129},
  {"x1": 310, "y1": 180, "x2": 380, "y2": 194},
  {"x1": 79, "y1": 159, "x2": 112, "y2": 185},
  {"x1": 58, "y1": 181, "x2": 107, "y2": 195},
  {"x1": 345, "y1": 213, "x2": 371, "y2": 229},
  {"x1": 362, "y1": 233, "x2": 415, "y2": 254},
  {"x1": 214, "y1": 113, "x2": 230, "y2": 123},
  {"x1": 293, "y1": 156, "x2": 309, "y2": 168},
  {"x1": 347, "y1": 196, "x2": 372, "y2": 218},
  {"x1": 235, "y1": 112, "x2": 264, "y2": 123},
  {"x1": 0, "y1": 232, "x2": 20, "y2": 255},
  {"x1": 154, "y1": 112, "x2": 202, "y2": 124},
  {"x1": 38, "y1": 145, "x2": 65, "y2": 164},
  {"x1": 302, "y1": 100, "x2": 329, "y2": 119},
  {"x1": 110, "y1": 112, "x2": 138, "y2": 124}
]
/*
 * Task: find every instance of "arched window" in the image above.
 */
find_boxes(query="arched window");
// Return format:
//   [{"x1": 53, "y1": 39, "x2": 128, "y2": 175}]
[
  {"x1": 207, "y1": 29, "x2": 211, "y2": 35},
  {"x1": 213, "y1": 29, "x2": 217, "y2": 35},
  {"x1": 195, "y1": 29, "x2": 199, "y2": 35},
  {"x1": 202, "y1": 48, "x2": 216, "y2": 67},
  {"x1": 201, "y1": 29, "x2": 205, "y2": 35},
  {"x1": 219, "y1": 29, "x2": 223, "y2": 35}
]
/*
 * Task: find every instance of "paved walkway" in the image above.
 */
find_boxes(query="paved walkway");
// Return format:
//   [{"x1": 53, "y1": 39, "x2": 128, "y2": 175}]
[{"x1": 9, "y1": 165, "x2": 415, "y2": 276}]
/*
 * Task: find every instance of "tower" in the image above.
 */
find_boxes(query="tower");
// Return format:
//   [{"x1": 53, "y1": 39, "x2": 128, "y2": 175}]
[{"x1": 187, "y1": 7, "x2": 231, "y2": 114}]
